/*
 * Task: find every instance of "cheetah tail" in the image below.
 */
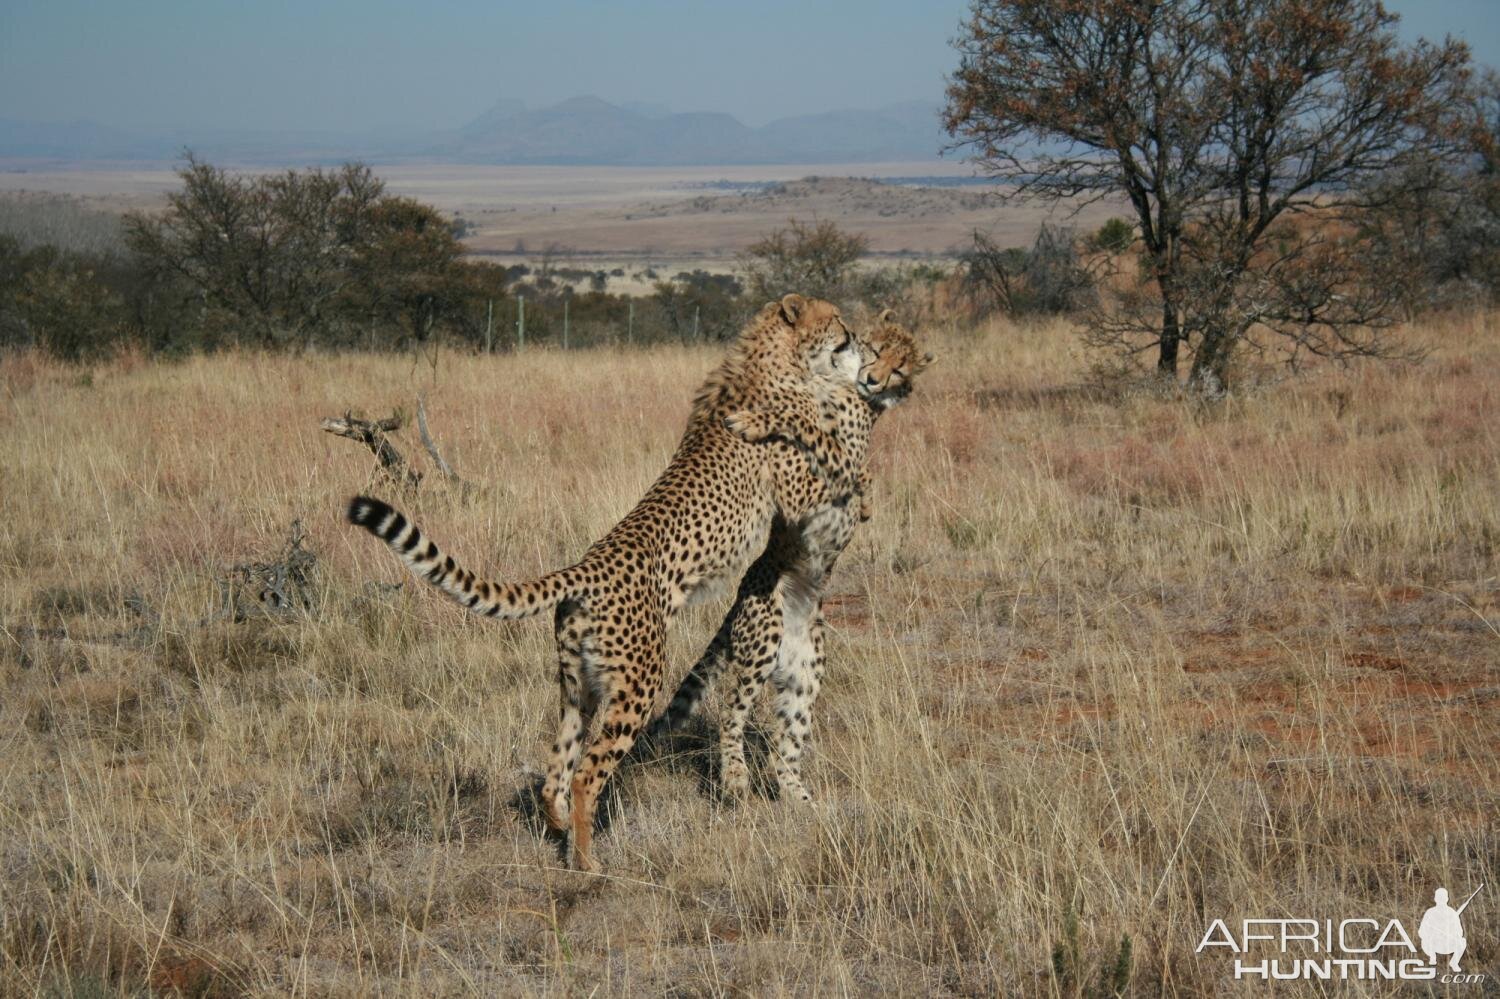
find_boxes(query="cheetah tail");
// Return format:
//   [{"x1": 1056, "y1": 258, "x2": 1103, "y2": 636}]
[{"x1": 346, "y1": 496, "x2": 576, "y2": 621}]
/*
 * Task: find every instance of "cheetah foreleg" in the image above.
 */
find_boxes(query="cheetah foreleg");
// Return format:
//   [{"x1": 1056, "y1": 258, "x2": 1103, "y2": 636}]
[{"x1": 723, "y1": 409, "x2": 858, "y2": 495}]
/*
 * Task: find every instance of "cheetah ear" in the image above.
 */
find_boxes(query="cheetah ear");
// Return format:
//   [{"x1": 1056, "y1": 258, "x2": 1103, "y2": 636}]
[
  {"x1": 877, "y1": 308, "x2": 895, "y2": 324},
  {"x1": 916, "y1": 352, "x2": 936, "y2": 372},
  {"x1": 779, "y1": 293, "x2": 807, "y2": 325}
]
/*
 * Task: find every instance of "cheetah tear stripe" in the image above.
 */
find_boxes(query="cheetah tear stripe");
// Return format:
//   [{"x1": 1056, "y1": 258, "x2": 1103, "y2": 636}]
[{"x1": 346, "y1": 496, "x2": 575, "y2": 620}]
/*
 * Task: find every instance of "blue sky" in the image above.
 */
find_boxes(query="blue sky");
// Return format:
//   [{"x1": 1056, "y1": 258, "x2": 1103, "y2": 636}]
[{"x1": 0, "y1": 0, "x2": 1494, "y2": 134}]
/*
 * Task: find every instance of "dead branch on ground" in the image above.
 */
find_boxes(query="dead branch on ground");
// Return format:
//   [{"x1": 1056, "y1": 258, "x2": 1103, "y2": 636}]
[
  {"x1": 208, "y1": 519, "x2": 319, "y2": 623},
  {"x1": 320, "y1": 410, "x2": 422, "y2": 492}
]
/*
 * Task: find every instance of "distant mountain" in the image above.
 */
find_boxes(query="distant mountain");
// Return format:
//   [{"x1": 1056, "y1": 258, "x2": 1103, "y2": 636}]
[
  {"x1": 620, "y1": 101, "x2": 672, "y2": 120},
  {"x1": 457, "y1": 99, "x2": 526, "y2": 139},
  {"x1": 0, "y1": 97, "x2": 948, "y2": 166},
  {"x1": 439, "y1": 96, "x2": 946, "y2": 165}
]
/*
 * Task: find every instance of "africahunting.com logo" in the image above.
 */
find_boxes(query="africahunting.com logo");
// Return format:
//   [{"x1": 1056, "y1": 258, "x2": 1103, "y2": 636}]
[{"x1": 1197, "y1": 884, "x2": 1485, "y2": 983}]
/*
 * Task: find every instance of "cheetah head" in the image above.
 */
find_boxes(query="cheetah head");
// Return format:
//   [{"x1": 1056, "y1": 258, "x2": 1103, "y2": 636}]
[
  {"x1": 857, "y1": 309, "x2": 933, "y2": 411},
  {"x1": 778, "y1": 293, "x2": 862, "y2": 384}
]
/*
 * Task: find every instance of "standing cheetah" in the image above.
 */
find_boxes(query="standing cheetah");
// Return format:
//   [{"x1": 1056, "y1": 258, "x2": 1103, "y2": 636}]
[
  {"x1": 653, "y1": 312, "x2": 931, "y2": 802},
  {"x1": 348, "y1": 295, "x2": 868, "y2": 871}
]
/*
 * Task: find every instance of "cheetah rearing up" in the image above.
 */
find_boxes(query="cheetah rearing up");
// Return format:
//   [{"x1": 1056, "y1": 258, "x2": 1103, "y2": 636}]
[
  {"x1": 653, "y1": 312, "x2": 932, "y2": 802},
  {"x1": 347, "y1": 295, "x2": 867, "y2": 871}
]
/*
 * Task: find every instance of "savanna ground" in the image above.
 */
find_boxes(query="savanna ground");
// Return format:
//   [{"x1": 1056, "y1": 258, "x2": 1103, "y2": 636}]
[{"x1": 1, "y1": 311, "x2": 1497, "y2": 996}]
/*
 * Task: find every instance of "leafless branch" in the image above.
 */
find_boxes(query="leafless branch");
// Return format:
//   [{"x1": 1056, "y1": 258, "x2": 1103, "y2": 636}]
[
  {"x1": 416, "y1": 394, "x2": 473, "y2": 495},
  {"x1": 321, "y1": 410, "x2": 422, "y2": 492},
  {"x1": 207, "y1": 519, "x2": 319, "y2": 623}
]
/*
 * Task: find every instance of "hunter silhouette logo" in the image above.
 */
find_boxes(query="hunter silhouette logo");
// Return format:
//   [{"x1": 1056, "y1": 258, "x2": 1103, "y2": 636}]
[
  {"x1": 1197, "y1": 883, "x2": 1486, "y2": 983},
  {"x1": 1420, "y1": 885, "x2": 1482, "y2": 973}
]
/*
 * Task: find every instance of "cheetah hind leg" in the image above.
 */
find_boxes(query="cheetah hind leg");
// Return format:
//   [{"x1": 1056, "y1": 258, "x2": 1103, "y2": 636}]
[
  {"x1": 771, "y1": 608, "x2": 825, "y2": 805},
  {"x1": 542, "y1": 603, "x2": 594, "y2": 833},
  {"x1": 567, "y1": 638, "x2": 663, "y2": 872},
  {"x1": 718, "y1": 588, "x2": 785, "y2": 800}
]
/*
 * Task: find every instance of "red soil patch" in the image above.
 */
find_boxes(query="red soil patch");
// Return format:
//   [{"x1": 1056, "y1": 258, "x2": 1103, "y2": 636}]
[
  {"x1": 1055, "y1": 702, "x2": 1114, "y2": 726},
  {"x1": 1353, "y1": 718, "x2": 1442, "y2": 761},
  {"x1": 1241, "y1": 713, "x2": 1321, "y2": 751},
  {"x1": 1344, "y1": 651, "x2": 1408, "y2": 672},
  {"x1": 149, "y1": 957, "x2": 218, "y2": 994},
  {"x1": 1344, "y1": 675, "x2": 1464, "y2": 700},
  {"x1": 1180, "y1": 631, "x2": 1280, "y2": 673},
  {"x1": 822, "y1": 592, "x2": 869, "y2": 628}
]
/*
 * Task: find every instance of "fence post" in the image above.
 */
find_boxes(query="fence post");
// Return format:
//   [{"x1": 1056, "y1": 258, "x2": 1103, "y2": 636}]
[
  {"x1": 628, "y1": 300, "x2": 634, "y2": 345},
  {"x1": 517, "y1": 295, "x2": 525, "y2": 351},
  {"x1": 693, "y1": 305, "x2": 699, "y2": 341},
  {"x1": 563, "y1": 298, "x2": 570, "y2": 350},
  {"x1": 485, "y1": 298, "x2": 493, "y2": 354}
]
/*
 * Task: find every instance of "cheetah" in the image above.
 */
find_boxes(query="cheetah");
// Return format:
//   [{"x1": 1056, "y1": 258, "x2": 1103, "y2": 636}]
[
  {"x1": 653, "y1": 311, "x2": 932, "y2": 802},
  {"x1": 347, "y1": 294, "x2": 867, "y2": 871}
]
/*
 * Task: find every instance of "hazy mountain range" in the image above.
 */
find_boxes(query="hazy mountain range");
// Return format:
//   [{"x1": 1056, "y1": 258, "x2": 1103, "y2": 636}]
[{"x1": 0, "y1": 97, "x2": 948, "y2": 166}]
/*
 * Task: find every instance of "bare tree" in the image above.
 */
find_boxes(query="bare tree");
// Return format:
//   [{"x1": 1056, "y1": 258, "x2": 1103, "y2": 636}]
[
  {"x1": 957, "y1": 230, "x2": 1020, "y2": 317},
  {"x1": 124, "y1": 155, "x2": 499, "y2": 352},
  {"x1": 944, "y1": 0, "x2": 1472, "y2": 389},
  {"x1": 958, "y1": 225, "x2": 1097, "y2": 318},
  {"x1": 126, "y1": 155, "x2": 385, "y2": 349},
  {"x1": 740, "y1": 219, "x2": 869, "y2": 303},
  {"x1": 0, "y1": 194, "x2": 125, "y2": 256},
  {"x1": 1360, "y1": 69, "x2": 1500, "y2": 314}
]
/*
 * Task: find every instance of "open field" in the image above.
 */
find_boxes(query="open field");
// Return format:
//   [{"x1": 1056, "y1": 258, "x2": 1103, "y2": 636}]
[
  {"x1": 0, "y1": 160, "x2": 980, "y2": 215},
  {"x1": 0, "y1": 162, "x2": 1124, "y2": 275},
  {"x1": 2, "y1": 314, "x2": 1497, "y2": 995}
]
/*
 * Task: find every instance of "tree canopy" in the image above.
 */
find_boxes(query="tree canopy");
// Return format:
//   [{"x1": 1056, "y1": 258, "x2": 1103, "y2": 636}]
[{"x1": 945, "y1": 0, "x2": 1474, "y2": 387}]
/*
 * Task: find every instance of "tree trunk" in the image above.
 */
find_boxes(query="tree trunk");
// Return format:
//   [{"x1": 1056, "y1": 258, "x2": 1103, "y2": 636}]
[
  {"x1": 1155, "y1": 259, "x2": 1183, "y2": 379},
  {"x1": 1157, "y1": 296, "x2": 1181, "y2": 379},
  {"x1": 1188, "y1": 327, "x2": 1232, "y2": 394}
]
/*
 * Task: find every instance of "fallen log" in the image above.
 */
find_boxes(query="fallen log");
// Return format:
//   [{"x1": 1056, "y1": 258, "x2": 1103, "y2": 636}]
[{"x1": 320, "y1": 410, "x2": 422, "y2": 492}]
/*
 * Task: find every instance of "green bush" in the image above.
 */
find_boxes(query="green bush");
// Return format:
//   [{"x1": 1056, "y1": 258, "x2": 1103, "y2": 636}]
[
  {"x1": 124, "y1": 155, "x2": 510, "y2": 353},
  {"x1": 0, "y1": 237, "x2": 129, "y2": 362},
  {"x1": 1092, "y1": 217, "x2": 1134, "y2": 254}
]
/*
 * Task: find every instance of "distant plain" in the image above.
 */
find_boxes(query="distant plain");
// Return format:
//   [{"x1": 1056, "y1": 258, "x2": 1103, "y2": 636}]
[{"x1": 0, "y1": 160, "x2": 1126, "y2": 285}]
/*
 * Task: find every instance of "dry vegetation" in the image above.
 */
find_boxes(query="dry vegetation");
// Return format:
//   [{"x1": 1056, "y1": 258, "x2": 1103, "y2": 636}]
[{"x1": 1, "y1": 312, "x2": 1497, "y2": 996}]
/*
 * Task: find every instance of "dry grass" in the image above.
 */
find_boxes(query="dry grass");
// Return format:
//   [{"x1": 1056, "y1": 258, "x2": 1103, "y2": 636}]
[{"x1": 1, "y1": 312, "x2": 1496, "y2": 996}]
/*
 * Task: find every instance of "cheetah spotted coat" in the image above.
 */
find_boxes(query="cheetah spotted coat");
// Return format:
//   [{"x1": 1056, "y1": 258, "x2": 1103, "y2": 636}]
[{"x1": 348, "y1": 294, "x2": 865, "y2": 870}]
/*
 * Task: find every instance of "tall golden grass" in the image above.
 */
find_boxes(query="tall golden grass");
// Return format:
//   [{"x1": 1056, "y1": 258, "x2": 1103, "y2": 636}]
[{"x1": 1, "y1": 312, "x2": 1496, "y2": 996}]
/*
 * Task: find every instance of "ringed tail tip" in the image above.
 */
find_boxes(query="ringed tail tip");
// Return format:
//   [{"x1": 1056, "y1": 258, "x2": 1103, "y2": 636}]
[{"x1": 347, "y1": 495, "x2": 390, "y2": 529}]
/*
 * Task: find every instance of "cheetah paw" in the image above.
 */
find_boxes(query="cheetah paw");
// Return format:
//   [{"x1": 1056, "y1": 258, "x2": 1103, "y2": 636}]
[
  {"x1": 720, "y1": 768, "x2": 752, "y2": 802},
  {"x1": 543, "y1": 798, "x2": 571, "y2": 832},
  {"x1": 723, "y1": 410, "x2": 776, "y2": 444}
]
